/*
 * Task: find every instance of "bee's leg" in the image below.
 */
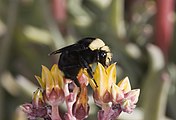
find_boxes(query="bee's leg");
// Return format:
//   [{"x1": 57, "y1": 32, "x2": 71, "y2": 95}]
[
  {"x1": 69, "y1": 77, "x2": 80, "y2": 90},
  {"x1": 73, "y1": 78, "x2": 81, "y2": 88},
  {"x1": 79, "y1": 56, "x2": 98, "y2": 87}
]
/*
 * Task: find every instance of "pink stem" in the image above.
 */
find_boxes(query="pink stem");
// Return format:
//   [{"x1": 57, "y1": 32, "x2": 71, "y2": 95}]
[{"x1": 51, "y1": 105, "x2": 62, "y2": 120}]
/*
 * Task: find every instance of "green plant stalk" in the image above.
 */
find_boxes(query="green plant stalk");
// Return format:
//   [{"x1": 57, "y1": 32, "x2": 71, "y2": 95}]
[
  {"x1": 143, "y1": 71, "x2": 171, "y2": 120},
  {"x1": 39, "y1": 0, "x2": 65, "y2": 49},
  {"x1": 0, "y1": 0, "x2": 19, "y2": 119},
  {"x1": 141, "y1": 44, "x2": 171, "y2": 120},
  {"x1": 110, "y1": 0, "x2": 126, "y2": 40}
]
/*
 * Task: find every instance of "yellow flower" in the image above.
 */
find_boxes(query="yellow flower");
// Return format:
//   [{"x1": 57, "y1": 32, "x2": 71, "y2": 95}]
[
  {"x1": 35, "y1": 64, "x2": 64, "y2": 106},
  {"x1": 32, "y1": 88, "x2": 44, "y2": 108},
  {"x1": 90, "y1": 62, "x2": 140, "y2": 115},
  {"x1": 21, "y1": 89, "x2": 50, "y2": 119},
  {"x1": 90, "y1": 63, "x2": 116, "y2": 106}
]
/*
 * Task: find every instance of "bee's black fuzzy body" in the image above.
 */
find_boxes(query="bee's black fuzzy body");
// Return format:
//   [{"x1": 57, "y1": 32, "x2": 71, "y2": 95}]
[{"x1": 49, "y1": 37, "x2": 112, "y2": 85}]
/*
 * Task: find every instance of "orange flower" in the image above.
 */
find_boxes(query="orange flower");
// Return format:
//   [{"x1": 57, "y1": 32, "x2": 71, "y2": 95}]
[
  {"x1": 65, "y1": 69, "x2": 90, "y2": 120},
  {"x1": 72, "y1": 84, "x2": 89, "y2": 120}
]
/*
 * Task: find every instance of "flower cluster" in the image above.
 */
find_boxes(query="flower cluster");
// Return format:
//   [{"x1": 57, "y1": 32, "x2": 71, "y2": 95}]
[
  {"x1": 90, "y1": 63, "x2": 140, "y2": 120},
  {"x1": 20, "y1": 63, "x2": 140, "y2": 120}
]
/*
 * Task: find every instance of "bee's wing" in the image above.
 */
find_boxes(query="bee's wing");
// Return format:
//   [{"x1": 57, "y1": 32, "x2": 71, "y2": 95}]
[{"x1": 48, "y1": 43, "x2": 86, "y2": 55}]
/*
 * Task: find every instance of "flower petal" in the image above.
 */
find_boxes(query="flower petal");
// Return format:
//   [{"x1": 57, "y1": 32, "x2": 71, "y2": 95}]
[
  {"x1": 89, "y1": 78, "x2": 97, "y2": 91},
  {"x1": 77, "y1": 84, "x2": 88, "y2": 106},
  {"x1": 51, "y1": 64, "x2": 64, "y2": 89},
  {"x1": 111, "y1": 83, "x2": 124, "y2": 103},
  {"x1": 72, "y1": 84, "x2": 89, "y2": 120},
  {"x1": 42, "y1": 65, "x2": 54, "y2": 96},
  {"x1": 106, "y1": 63, "x2": 117, "y2": 85},
  {"x1": 125, "y1": 89, "x2": 140, "y2": 104},
  {"x1": 121, "y1": 100, "x2": 135, "y2": 113},
  {"x1": 77, "y1": 69, "x2": 89, "y2": 86},
  {"x1": 35, "y1": 75, "x2": 45, "y2": 89},
  {"x1": 117, "y1": 77, "x2": 131, "y2": 93},
  {"x1": 32, "y1": 89, "x2": 44, "y2": 107},
  {"x1": 94, "y1": 63, "x2": 108, "y2": 97}
]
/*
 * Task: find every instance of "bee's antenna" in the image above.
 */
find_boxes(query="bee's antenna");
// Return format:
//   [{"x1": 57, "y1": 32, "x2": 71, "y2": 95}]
[
  {"x1": 48, "y1": 52, "x2": 54, "y2": 56},
  {"x1": 48, "y1": 50, "x2": 61, "y2": 56}
]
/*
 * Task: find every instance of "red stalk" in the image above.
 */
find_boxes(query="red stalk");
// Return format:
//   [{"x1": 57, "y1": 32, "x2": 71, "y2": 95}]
[{"x1": 155, "y1": 0, "x2": 175, "y2": 60}]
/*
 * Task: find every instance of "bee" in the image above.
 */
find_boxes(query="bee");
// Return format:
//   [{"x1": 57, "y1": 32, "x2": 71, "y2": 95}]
[{"x1": 49, "y1": 37, "x2": 112, "y2": 86}]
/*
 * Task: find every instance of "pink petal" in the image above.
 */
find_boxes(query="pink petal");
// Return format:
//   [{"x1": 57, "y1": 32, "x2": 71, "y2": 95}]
[{"x1": 125, "y1": 89, "x2": 140, "y2": 104}]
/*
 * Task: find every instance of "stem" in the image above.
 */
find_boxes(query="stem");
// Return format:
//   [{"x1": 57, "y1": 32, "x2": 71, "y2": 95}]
[
  {"x1": 39, "y1": 0, "x2": 65, "y2": 49},
  {"x1": 141, "y1": 44, "x2": 170, "y2": 120},
  {"x1": 0, "y1": 0, "x2": 19, "y2": 73},
  {"x1": 0, "y1": 0, "x2": 19, "y2": 120},
  {"x1": 155, "y1": 0, "x2": 175, "y2": 60},
  {"x1": 110, "y1": 0, "x2": 126, "y2": 40},
  {"x1": 66, "y1": 99, "x2": 73, "y2": 116},
  {"x1": 51, "y1": 105, "x2": 62, "y2": 120}
]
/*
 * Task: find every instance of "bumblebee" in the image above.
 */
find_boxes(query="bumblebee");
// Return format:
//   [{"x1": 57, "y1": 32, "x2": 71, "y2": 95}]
[{"x1": 49, "y1": 37, "x2": 112, "y2": 86}]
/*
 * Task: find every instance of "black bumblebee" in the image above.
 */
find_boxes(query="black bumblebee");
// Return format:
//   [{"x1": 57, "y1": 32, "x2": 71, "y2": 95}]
[{"x1": 49, "y1": 37, "x2": 112, "y2": 86}]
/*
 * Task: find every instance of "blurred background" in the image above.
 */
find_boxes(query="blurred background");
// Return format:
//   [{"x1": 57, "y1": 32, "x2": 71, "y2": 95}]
[{"x1": 0, "y1": 0, "x2": 176, "y2": 120}]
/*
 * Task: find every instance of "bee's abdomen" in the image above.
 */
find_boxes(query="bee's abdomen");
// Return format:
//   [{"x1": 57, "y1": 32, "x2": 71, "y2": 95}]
[{"x1": 58, "y1": 52, "x2": 81, "y2": 79}]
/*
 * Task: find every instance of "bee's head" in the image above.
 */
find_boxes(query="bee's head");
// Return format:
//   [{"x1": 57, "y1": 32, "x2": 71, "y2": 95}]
[
  {"x1": 98, "y1": 46, "x2": 112, "y2": 66},
  {"x1": 89, "y1": 38, "x2": 112, "y2": 66}
]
